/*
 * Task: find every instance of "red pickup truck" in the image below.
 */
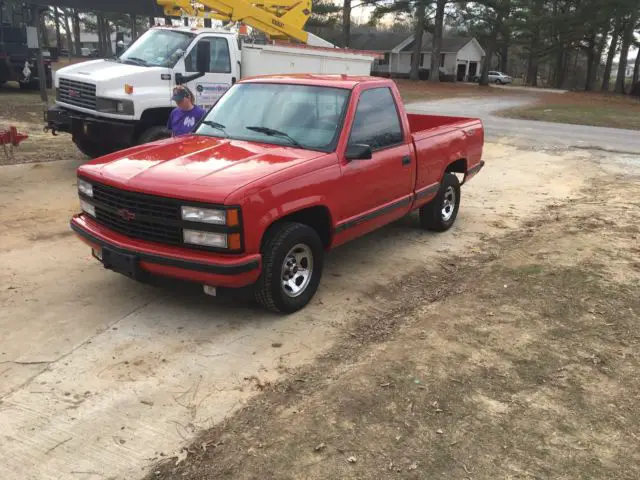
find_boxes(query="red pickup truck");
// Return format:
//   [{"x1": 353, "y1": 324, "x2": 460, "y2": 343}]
[{"x1": 71, "y1": 75, "x2": 484, "y2": 313}]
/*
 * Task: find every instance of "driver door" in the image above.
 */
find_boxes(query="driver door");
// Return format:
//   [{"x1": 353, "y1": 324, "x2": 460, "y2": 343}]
[{"x1": 181, "y1": 36, "x2": 238, "y2": 109}]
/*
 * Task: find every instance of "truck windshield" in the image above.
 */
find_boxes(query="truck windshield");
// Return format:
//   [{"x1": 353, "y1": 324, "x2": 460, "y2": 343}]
[
  {"x1": 195, "y1": 83, "x2": 350, "y2": 152},
  {"x1": 119, "y1": 29, "x2": 194, "y2": 68}
]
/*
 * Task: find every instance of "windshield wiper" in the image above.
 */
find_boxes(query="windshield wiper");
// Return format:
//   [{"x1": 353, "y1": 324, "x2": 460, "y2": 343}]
[
  {"x1": 245, "y1": 126, "x2": 303, "y2": 148},
  {"x1": 122, "y1": 57, "x2": 149, "y2": 66},
  {"x1": 201, "y1": 121, "x2": 228, "y2": 138}
]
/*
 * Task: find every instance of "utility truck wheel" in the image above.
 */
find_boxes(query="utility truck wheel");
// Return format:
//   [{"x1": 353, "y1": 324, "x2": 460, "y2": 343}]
[
  {"x1": 255, "y1": 222, "x2": 324, "y2": 314},
  {"x1": 137, "y1": 126, "x2": 171, "y2": 145},
  {"x1": 73, "y1": 135, "x2": 111, "y2": 159},
  {"x1": 419, "y1": 173, "x2": 461, "y2": 232}
]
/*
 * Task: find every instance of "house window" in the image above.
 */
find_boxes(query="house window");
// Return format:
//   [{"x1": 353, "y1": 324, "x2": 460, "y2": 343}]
[{"x1": 440, "y1": 53, "x2": 445, "y2": 68}]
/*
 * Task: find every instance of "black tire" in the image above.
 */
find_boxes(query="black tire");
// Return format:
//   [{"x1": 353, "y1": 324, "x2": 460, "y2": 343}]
[
  {"x1": 255, "y1": 222, "x2": 324, "y2": 314},
  {"x1": 419, "y1": 173, "x2": 461, "y2": 232},
  {"x1": 73, "y1": 135, "x2": 112, "y2": 158},
  {"x1": 137, "y1": 126, "x2": 171, "y2": 145},
  {"x1": 495, "y1": 79, "x2": 503, "y2": 85}
]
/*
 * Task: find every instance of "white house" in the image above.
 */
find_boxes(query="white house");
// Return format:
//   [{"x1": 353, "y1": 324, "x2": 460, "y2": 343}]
[{"x1": 340, "y1": 30, "x2": 485, "y2": 81}]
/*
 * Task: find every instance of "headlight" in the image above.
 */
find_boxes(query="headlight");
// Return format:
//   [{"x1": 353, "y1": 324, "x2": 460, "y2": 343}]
[
  {"x1": 181, "y1": 206, "x2": 227, "y2": 225},
  {"x1": 96, "y1": 98, "x2": 134, "y2": 115},
  {"x1": 183, "y1": 230, "x2": 227, "y2": 248},
  {"x1": 80, "y1": 199, "x2": 95, "y2": 217},
  {"x1": 78, "y1": 179, "x2": 93, "y2": 197}
]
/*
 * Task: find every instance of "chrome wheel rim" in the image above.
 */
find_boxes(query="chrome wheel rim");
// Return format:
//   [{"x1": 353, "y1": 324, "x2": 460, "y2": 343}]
[
  {"x1": 281, "y1": 244, "x2": 313, "y2": 298},
  {"x1": 441, "y1": 186, "x2": 456, "y2": 222}
]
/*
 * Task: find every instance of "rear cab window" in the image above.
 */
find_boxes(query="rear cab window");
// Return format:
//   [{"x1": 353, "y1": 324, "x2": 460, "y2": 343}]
[{"x1": 348, "y1": 87, "x2": 403, "y2": 151}]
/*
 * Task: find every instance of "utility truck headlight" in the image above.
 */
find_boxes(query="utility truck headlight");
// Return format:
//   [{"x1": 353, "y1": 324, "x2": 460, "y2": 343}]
[{"x1": 78, "y1": 179, "x2": 93, "y2": 197}]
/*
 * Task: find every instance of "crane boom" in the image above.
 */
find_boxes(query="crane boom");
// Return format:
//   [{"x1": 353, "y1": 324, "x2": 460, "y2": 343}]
[{"x1": 156, "y1": 0, "x2": 330, "y2": 46}]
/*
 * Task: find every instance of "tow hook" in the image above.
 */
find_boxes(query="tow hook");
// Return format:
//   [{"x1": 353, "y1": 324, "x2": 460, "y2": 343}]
[{"x1": 43, "y1": 125, "x2": 58, "y2": 136}]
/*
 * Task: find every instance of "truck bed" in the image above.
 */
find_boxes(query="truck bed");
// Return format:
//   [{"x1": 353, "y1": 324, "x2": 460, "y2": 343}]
[{"x1": 407, "y1": 113, "x2": 480, "y2": 139}]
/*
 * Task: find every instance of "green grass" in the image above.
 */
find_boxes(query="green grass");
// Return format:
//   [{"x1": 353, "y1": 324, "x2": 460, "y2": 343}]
[{"x1": 499, "y1": 104, "x2": 640, "y2": 130}]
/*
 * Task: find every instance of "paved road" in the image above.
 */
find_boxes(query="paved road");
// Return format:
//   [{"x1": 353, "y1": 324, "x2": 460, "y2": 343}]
[{"x1": 407, "y1": 96, "x2": 640, "y2": 155}]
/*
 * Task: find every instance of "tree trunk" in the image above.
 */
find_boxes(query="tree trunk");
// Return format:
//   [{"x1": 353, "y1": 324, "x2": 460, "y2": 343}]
[
  {"x1": 525, "y1": 0, "x2": 543, "y2": 86},
  {"x1": 72, "y1": 10, "x2": 81, "y2": 56},
  {"x1": 584, "y1": 30, "x2": 596, "y2": 91},
  {"x1": 131, "y1": 14, "x2": 138, "y2": 40},
  {"x1": 62, "y1": 10, "x2": 73, "y2": 53},
  {"x1": 149, "y1": 16, "x2": 156, "y2": 28},
  {"x1": 104, "y1": 19, "x2": 113, "y2": 56},
  {"x1": 601, "y1": 19, "x2": 622, "y2": 91},
  {"x1": 615, "y1": 12, "x2": 638, "y2": 94},
  {"x1": 410, "y1": 0, "x2": 427, "y2": 81},
  {"x1": 553, "y1": 47, "x2": 566, "y2": 89},
  {"x1": 499, "y1": 42, "x2": 509, "y2": 73},
  {"x1": 97, "y1": 13, "x2": 104, "y2": 55},
  {"x1": 593, "y1": 30, "x2": 608, "y2": 87},
  {"x1": 39, "y1": 9, "x2": 49, "y2": 47},
  {"x1": 429, "y1": 0, "x2": 446, "y2": 82},
  {"x1": 54, "y1": 8, "x2": 62, "y2": 48},
  {"x1": 342, "y1": 0, "x2": 351, "y2": 48},
  {"x1": 632, "y1": 48, "x2": 640, "y2": 86},
  {"x1": 480, "y1": 14, "x2": 503, "y2": 86}
]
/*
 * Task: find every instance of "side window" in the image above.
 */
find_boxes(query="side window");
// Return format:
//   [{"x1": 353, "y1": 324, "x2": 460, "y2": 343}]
[
  {"x1": 348, "y1": 88, "x2": 403, "y2": 150},
  {"x1": 185, "y1": 37, "x2": 231, "y2": 73}
]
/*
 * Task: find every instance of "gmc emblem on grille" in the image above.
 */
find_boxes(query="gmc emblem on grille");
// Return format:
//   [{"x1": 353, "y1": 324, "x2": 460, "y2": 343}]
[
  {"x1": 68, "y1": 89, "x2": 79, "y2": 97},
  {"x1": 117, "y1": 208, "x2": 136, "y2": 221}
]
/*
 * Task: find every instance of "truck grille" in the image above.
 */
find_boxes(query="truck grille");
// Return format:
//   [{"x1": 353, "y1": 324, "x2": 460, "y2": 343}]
[
  {"x1": 92, "y1": 182, "x2": 183, "y2": 246},
  {"x1": 58, "y1": 78, "x2": 97, "y2": 110}
]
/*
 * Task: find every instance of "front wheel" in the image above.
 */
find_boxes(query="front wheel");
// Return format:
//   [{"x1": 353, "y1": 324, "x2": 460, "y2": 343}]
[
  {"x1": 255, "y1": 222, "x2": 324, "y2": 313},
  {"x1": 73, "y1": 134, "x2": 112, "y2": 159},
  {"x1": 419, "y1": 173, "x2": 461, "y2": 232}
]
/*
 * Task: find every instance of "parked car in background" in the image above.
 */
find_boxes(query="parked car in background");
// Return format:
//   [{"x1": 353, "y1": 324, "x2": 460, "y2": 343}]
[{"x1": 473, "y1": 71, "x2": 513, "y2": 85}]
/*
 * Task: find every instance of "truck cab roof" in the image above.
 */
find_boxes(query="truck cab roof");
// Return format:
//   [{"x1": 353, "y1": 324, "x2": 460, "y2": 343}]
[{"x1": 239, "y1": 74, "x2": 391, "y2": 89}]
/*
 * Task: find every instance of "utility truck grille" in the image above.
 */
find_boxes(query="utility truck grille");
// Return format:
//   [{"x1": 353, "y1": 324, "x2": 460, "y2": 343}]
[{"x1": 58, "y1": 78, "x2": 97, "y2": 110}]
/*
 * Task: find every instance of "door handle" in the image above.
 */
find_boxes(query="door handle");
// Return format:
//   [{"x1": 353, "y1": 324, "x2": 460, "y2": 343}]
[{"x1": 402, "y1": 155, "x2": 411, "y2": 166}]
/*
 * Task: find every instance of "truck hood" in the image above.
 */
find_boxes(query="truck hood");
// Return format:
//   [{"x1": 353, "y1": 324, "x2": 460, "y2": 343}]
[
  {"x1": 79, "y1": 135, "x2": 324, "y2": 203},
  {"x1": 56, "y1": 59, "x2": 167, "y2": 88}
]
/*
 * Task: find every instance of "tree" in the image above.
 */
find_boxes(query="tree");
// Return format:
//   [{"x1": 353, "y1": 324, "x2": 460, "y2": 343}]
[
  {"x1": 411, "y1": 1, "x2": 428, "y2": 80},
  {"x1": 602, "y1": 18, "x2": 623, "y2": 91},
  {"x1": 430, "y1": 0, "x2": 447, "y2": 82},
  {"x1": 72, "y1": 9, "x2": 82, "y2": 56},
  {"x1": 615, "y1": 9, "x2": 639, "y2": 93},
  {"x1": 53, "y1": 7, "x2": 62, "y2": 49},
  {"x1": 343, "y1": 0, "x2": 352, "y2": 47}
]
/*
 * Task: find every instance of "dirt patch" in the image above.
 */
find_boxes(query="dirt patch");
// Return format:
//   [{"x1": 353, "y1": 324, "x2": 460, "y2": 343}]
[
  {"x1": 0, "y1": 85, "x2": 85, "y2": 165},
  {"x1": 497, "y1": 91, "x2": 640, "y2": 130},
  {"x1": 146, "y1": 173, "x2": 640, "y2": 479}
]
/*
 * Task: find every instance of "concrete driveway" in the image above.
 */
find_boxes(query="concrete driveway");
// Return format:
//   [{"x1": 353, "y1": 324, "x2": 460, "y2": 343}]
[{"x1": 407, "y1": 97, "x2": 640, "y2": 155}]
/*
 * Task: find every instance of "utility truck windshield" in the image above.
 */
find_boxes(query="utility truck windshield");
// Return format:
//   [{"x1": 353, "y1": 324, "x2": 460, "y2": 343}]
[
  {"x1": 119, "y1": 29, "x2": 195, "y2": 68},
  {"x1": 196, "y1": 83, "x2": 350, "y2": 152}
]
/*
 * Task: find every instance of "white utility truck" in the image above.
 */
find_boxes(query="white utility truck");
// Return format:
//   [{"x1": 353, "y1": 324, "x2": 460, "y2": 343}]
[{"x1": 46, "y1": 1, "x2": 377, "y2": 158}]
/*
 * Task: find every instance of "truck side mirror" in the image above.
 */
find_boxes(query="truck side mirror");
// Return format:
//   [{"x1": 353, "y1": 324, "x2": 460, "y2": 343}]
[
  {"x1": 345, "y1": 144, "x2": 372, "y2": 161},
  {"x1": 196, "y1": 41, "x2": 210, "y2": 74}
]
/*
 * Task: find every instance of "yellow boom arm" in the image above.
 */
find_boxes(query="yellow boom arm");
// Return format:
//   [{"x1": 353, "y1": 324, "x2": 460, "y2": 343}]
[{"x1": 156, "y1": 0, "x2": 315, "y2": 44}]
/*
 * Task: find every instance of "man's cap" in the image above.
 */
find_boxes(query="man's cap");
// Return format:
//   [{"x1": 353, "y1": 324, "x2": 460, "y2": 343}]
[{"x1": 172, "y1": 88, "x2": 189, "y2": 102}]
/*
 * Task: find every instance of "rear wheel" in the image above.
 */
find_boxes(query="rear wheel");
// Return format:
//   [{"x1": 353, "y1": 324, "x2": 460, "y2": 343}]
[
  {"x1": 419, "y1": 173, "x2": 461, "y2": 232},
  {"x1": 495, "y1": 79, "x2": 503, "y2": 85},
  {"x1": 255, "y1": 222, "x2": 324, "y2": 313}
]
